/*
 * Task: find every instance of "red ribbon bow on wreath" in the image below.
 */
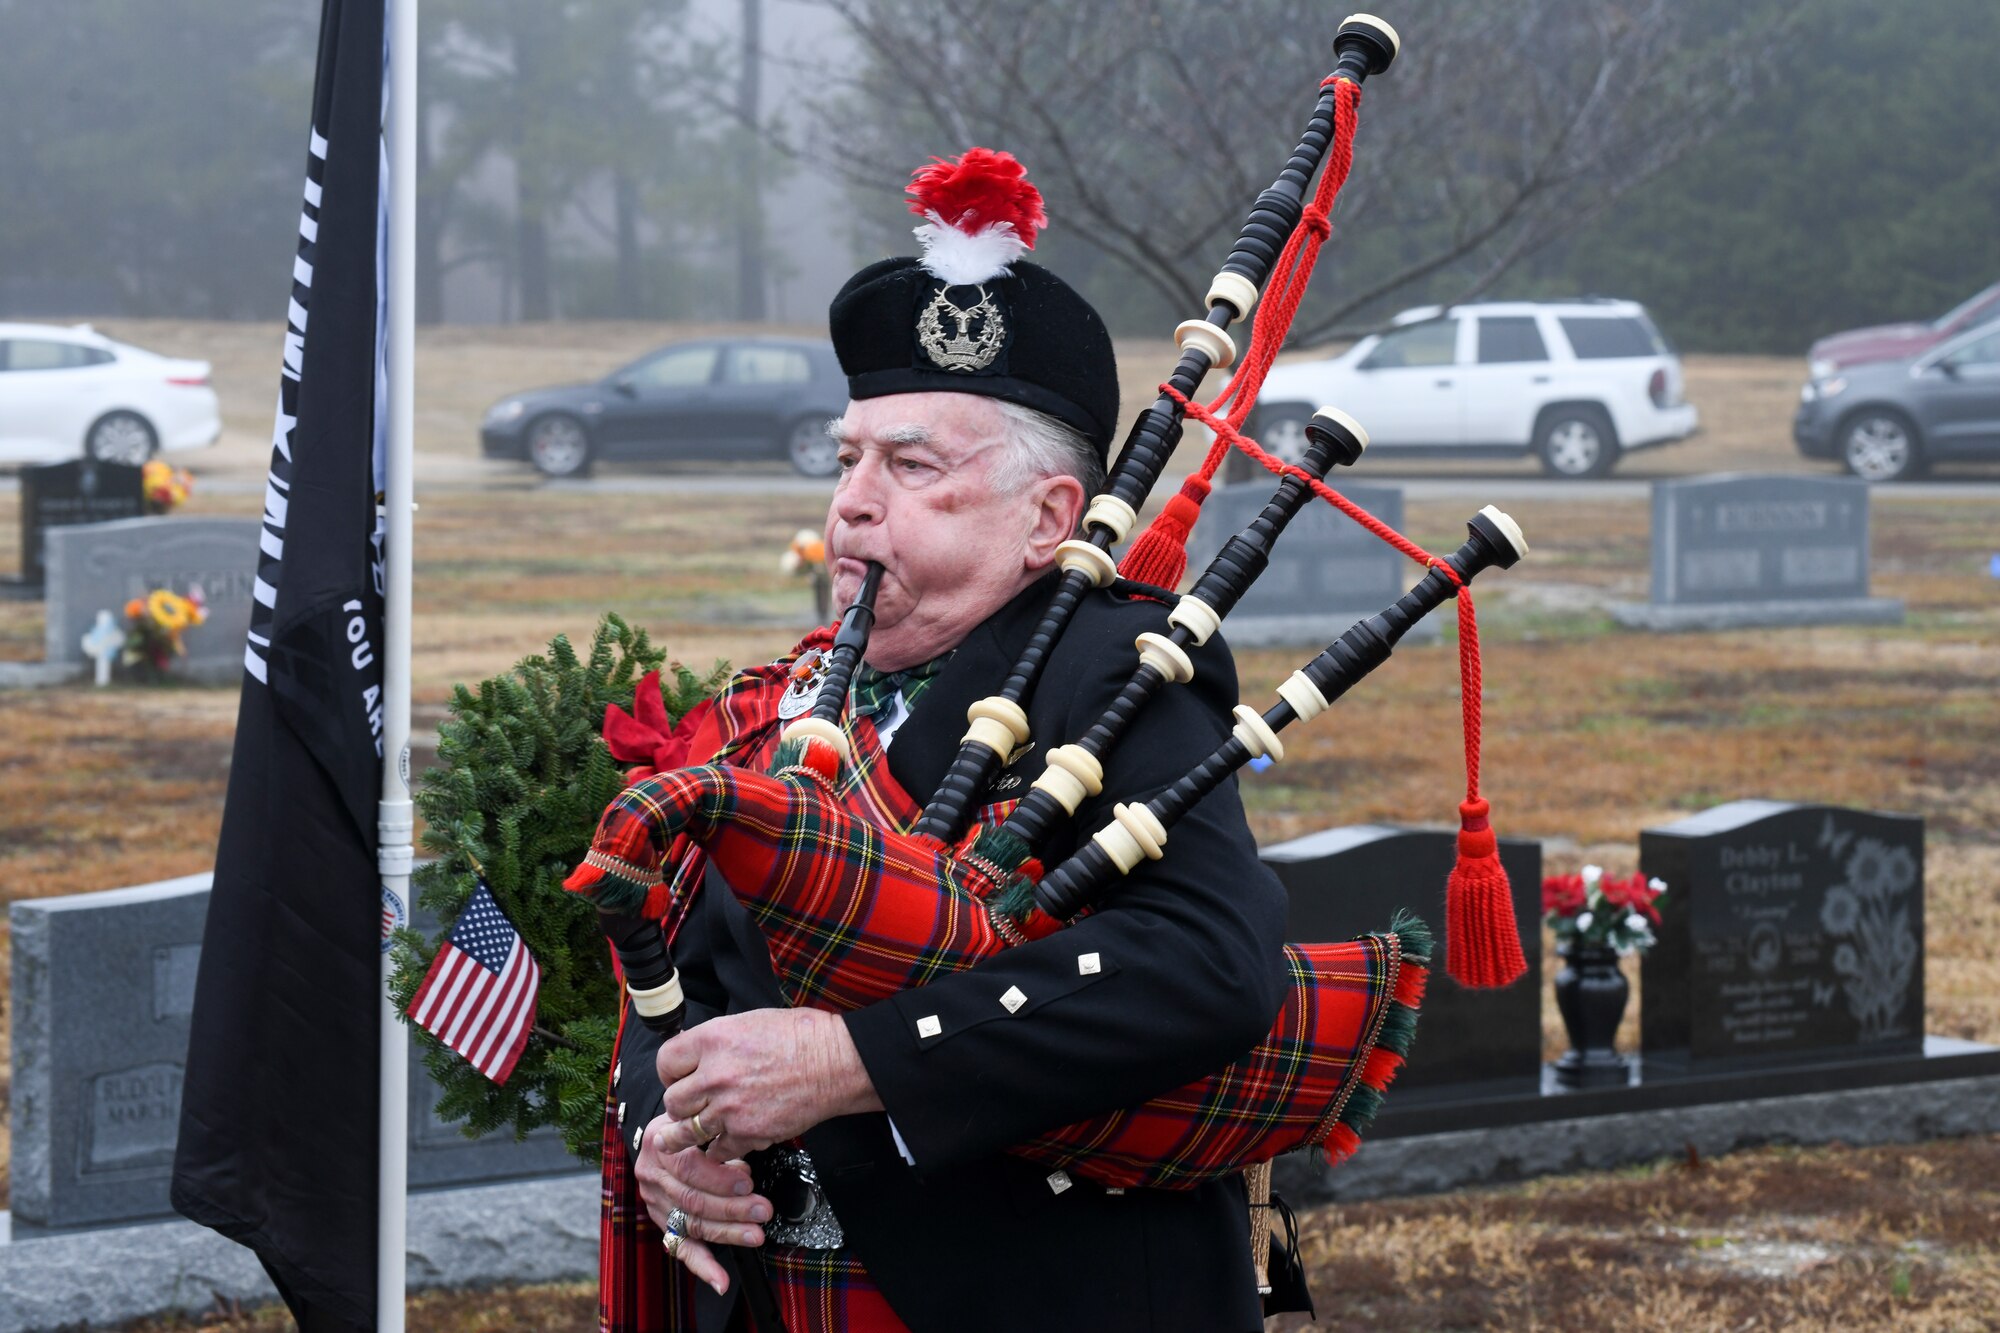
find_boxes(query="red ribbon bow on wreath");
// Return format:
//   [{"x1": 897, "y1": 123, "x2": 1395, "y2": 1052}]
[{"x1": 602, "y1": 670, "x2": 714, "y2": 785}]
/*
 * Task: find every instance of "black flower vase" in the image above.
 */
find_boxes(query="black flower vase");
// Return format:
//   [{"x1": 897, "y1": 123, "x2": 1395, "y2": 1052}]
[{"x1": 1552, "y1": 943, "x2": 1632, "y2": 1089}]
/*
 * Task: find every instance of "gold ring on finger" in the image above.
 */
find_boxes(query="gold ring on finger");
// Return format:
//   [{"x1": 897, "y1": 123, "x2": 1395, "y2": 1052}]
[
  {"x1": 691, "y1": 1109, "x2": 719, "y2": 1144},
  {"x1": 663, "y1": 1231, "x2": 686, "y2": 1260}
]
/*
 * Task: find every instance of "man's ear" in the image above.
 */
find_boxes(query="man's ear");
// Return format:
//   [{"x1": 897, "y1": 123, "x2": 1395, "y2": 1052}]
[{"x1": 1022, "y1": 474, "x2": 1086, "y2": 569}]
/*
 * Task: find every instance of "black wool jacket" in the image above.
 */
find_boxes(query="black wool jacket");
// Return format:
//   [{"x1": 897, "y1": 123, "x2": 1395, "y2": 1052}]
[{"x1": 614, "y1": 574, "x2": 1290, "y2": 1332}]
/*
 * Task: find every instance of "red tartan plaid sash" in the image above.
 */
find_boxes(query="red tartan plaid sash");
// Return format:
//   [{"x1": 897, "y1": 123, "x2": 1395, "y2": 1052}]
[{"x1": 570, "y1": 656, "x2": 1428, "y2": 1190}]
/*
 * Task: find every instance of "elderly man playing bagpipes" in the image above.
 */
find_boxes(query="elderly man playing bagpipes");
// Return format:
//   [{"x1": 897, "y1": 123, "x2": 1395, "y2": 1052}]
[{"x1": 575, "y1": 16, "x2": 1534, "y2": 1332}]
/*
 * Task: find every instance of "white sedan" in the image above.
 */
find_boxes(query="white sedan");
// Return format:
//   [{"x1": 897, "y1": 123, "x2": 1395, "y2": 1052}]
[{"x1": 0, "y1": 322, "x2": 221, "y2": 465}]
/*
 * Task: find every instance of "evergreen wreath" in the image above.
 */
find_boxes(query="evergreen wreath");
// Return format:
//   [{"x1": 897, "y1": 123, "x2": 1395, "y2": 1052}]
[{"x1": 387, "y1": 614, "x2": 726, "y2": 1163}]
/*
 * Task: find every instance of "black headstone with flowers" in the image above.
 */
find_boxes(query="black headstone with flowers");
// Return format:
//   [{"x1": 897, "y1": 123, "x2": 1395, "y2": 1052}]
[
  {"x1": 1263, "y1": 824, "x2": 1544, "y2": 1096},
  {"x1": 1638, "y1": 800, "x2": 1924, "y2": 1070},
  {"x1": 19, "y1": 458, "x2": 145, "y2": 584}
]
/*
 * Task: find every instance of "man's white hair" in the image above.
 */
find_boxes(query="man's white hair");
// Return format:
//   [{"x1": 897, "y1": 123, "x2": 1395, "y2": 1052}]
[{"x1": 987, "y1": 399, "x2": 1105, "y2": 498}]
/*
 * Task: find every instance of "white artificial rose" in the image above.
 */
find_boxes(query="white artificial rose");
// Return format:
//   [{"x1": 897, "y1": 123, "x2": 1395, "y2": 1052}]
[
  {"x1": 1626, "y1": 914, "x2": 1648, "y2": 932},
  {"x1": 1575, "y1": 911, "x2": 1595, "y2": 932}
]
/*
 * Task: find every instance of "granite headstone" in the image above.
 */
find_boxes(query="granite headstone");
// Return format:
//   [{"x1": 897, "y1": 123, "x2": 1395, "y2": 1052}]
[
  {"x1": 1640, "y1": 800, "x2": 1924, "y2": 1071},
  {"x1": 1612, "y1": 475, "x2": 1903, "y2": 630},
  {"x1": 18, "y1": 459, "x2": 145, "y2": 584},
  {"x1": 1262, "y1": 824, "x2": 1544, "y2": 1094},
  {"x1": 43, "y1": 517, "x2": 261, "y2": 683},
  {"x1": 9, "y1": 875, "x2": 582, "y2": 1229},
  {"x1": 1181, "y1": 481, "x2": 1434, "y2": 646}
]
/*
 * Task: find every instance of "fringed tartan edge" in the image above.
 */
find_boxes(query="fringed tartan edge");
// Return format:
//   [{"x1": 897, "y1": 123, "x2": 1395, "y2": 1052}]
[
  {"x1": 1317, "y1": 909, "x2": 1432, "y2": 1168},
  {"x1": 971, "y1": 827, "x2": 1037, "y2": 920},
  {"x1": 571, "y1": 848, "x2": 662, "y2": 915},
  {"x1": 766, "y1": 735, "x2": 843, "y2": 786}
]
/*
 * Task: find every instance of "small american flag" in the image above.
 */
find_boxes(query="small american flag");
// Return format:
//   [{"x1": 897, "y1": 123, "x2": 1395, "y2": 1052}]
[{"x1": 405, "y1": 880, "x2": 541, "y2": 1084}]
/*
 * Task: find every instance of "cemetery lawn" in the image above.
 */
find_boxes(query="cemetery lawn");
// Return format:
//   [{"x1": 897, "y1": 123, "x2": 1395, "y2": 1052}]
[
  {"x1": 98, "y1": 1134, "x2": 2000, "y2": 1331},
  {"x1": 0, "y1": 335, "x2": 1995, "y2": 1321}
]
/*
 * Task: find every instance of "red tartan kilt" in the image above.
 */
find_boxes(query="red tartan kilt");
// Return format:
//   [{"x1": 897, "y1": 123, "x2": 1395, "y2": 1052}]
[{"x1": 571, "y1": 765, "x2": 1426, "y2": 1191}]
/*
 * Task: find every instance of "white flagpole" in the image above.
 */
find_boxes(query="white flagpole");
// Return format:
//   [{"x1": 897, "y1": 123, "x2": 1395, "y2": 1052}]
[{"x1": 378, "y1": 0, "x2": 417, "y2": 1327}]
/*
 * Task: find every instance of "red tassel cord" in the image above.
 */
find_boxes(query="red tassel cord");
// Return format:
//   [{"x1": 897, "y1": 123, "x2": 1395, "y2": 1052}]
[
  {"x1": 1095, "y1": 83, "x2": 1522, "y2": 979},
  {"x1": 1443, "y1": 590, "x2": 1527, "y2": 988},
  {"x1": 1117, "y1": 474, "x2": 1210, "y2": 589},
  {"x1": 1165, "y1": 383, "x2": 1527, "y2": 986},
  {"x1": 1117, "y1": 77, "x2": 1360, "y2": 590}
]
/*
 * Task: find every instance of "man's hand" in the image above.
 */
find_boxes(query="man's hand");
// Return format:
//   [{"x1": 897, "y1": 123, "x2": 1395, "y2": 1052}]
[
  {"x1": 633, "y1": 1129, "x2": 770, "y2": 1296},
  {"x1": 655, "y1": 1007, "x2": 883, "y2": 1160}
]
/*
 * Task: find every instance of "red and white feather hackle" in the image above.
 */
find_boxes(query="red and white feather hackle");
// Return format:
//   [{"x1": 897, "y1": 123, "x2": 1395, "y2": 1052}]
[{"x1": 907, "y1": 147, "x2": 1048, "y2": 286}]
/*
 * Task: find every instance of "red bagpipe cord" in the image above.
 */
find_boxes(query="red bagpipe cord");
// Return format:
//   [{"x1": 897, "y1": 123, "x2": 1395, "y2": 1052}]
[
  {"x1": 568, "y1": 757, "x2": 1428, "y2": 1188},
  {"x1": 1117, "y1": 77, "x2": 1525, "y2": 988}
]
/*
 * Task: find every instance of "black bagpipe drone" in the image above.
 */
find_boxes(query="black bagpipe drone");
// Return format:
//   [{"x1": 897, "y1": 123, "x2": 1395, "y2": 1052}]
[{"x1": 569, "y1": 11, "x2": 1531, "y2": 1195}]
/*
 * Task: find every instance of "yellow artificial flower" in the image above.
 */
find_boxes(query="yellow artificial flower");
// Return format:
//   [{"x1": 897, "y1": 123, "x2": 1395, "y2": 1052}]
[
  {"x1": 147, "y1": 588, "x2": 190, "y2": 632},
  {"x1": 142, "y1": 460, "x2": 193, "y2": 511}
]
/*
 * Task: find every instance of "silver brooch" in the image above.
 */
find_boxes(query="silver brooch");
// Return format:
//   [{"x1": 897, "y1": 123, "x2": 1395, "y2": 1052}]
[
  {"x1": 916, "y1": 285, "x2": 1005, "y2": 372},
  {"x1": 778, "y1": 648, "x2": 828, "y2": 720}
]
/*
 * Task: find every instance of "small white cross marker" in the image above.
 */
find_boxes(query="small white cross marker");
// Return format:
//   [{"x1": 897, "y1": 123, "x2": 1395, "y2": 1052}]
[
  {"x1": 1077, "y1": 952, "x2": 1101, "y2": 976},
  {"x1": 916, "y1": 1014, "x2": 942, "y2": 1039},
  {"x1": 1000, "y1": 985, "x2": 1027, "y2": 1013},
  {"x1": 81, "y1": 609, "x2": 123, "y2": 687}
]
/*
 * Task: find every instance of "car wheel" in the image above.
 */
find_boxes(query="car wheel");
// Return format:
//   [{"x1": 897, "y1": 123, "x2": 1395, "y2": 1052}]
[
  {"x1": 85, "y1": 411, "x2": 158, "y2": 466},
  {"x1": 1838, "y1": 409, "x2": 1923, "y2": 482},
  {"x1": 526, "y1": 413, "x2": 592, "y2": 478},
  {"x1": 1536, "y1": 406, "x2": 1619, "y2": 479},
  {"x1": 785, "y1": 416, "x2": 840, "y2": 478}
]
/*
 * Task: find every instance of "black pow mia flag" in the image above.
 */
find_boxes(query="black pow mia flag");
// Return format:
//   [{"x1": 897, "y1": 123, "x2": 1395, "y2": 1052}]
[{"x1": 172, "y1": 2, "x2": 391, "y2": 1328}]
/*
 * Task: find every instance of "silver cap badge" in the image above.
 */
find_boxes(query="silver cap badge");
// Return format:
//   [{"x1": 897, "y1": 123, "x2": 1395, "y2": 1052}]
[{"x1": 917, "y1": 285, "x2": 1005, "y2": 372}]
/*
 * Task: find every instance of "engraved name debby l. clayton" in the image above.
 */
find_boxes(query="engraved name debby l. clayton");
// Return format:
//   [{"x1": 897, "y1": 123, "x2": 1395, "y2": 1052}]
[{"x1": 1639, "y1": 800, "x2": 1924, "y2": 1069}]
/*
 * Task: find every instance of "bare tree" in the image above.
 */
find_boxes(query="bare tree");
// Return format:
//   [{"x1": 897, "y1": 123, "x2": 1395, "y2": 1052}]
[{"x1": 799, "y1": 0, "x2": 1801, "y2": 339}]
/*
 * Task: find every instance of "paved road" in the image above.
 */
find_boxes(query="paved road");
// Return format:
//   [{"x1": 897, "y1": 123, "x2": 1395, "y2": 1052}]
[{"x1": 6, "y1": 462, "x2": 1999, "y2": 503}]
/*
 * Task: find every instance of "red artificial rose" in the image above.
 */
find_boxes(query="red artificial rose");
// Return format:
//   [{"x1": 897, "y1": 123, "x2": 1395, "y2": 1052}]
[
  {"x1": 1542, "y1": 872, "x2": 1587, "y2": 917},
  {"x1": 1601, "y1": 871, "x2": 1663, "y2": 924}
]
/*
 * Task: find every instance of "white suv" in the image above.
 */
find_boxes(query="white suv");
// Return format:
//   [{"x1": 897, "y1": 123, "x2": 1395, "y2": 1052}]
[{"x1": 1243, "y1": 299, "x2": 1698, "y2": 478}]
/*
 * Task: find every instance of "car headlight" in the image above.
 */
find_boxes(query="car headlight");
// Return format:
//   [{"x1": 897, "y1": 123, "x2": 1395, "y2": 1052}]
[
  {"x1": 1799, "y1": 382, "x2": 1816, "y2": 403},
  {"x1": 485, "y1": 399, "x2": 526, "y2": 425},
  {"x1": 1818, "y1": 376, "x2": 1847, "y2": 399},
  {"x1": 1808, "y1": 358, "x2": 1837, "y2": 380}
]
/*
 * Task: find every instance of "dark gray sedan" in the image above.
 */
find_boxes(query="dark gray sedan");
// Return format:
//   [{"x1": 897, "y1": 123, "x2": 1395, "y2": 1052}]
[
  {"x1": 1794, "y1": 319, "x2": 2000, "y2": 481},
  {"x1": 480, "y1": 337, "x2": 849, "y2": 478}
]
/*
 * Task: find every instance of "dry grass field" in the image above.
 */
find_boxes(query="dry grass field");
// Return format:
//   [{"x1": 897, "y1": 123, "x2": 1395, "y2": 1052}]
[
  {"x1": 1, "y1": 321, "x2": 1996, "y2": 1329},
  {"x1": 104, "y1": 1135, "x2": 2000, "y2": 1332}
]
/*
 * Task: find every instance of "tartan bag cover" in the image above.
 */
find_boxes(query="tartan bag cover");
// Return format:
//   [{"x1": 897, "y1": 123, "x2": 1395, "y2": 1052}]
[
  {"x1": 598, "y1": 631, "x2": 911, "y2": 1333},
  {"x1": 571, "y1": 637, "x2": 1429, "y2": 1193}
]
